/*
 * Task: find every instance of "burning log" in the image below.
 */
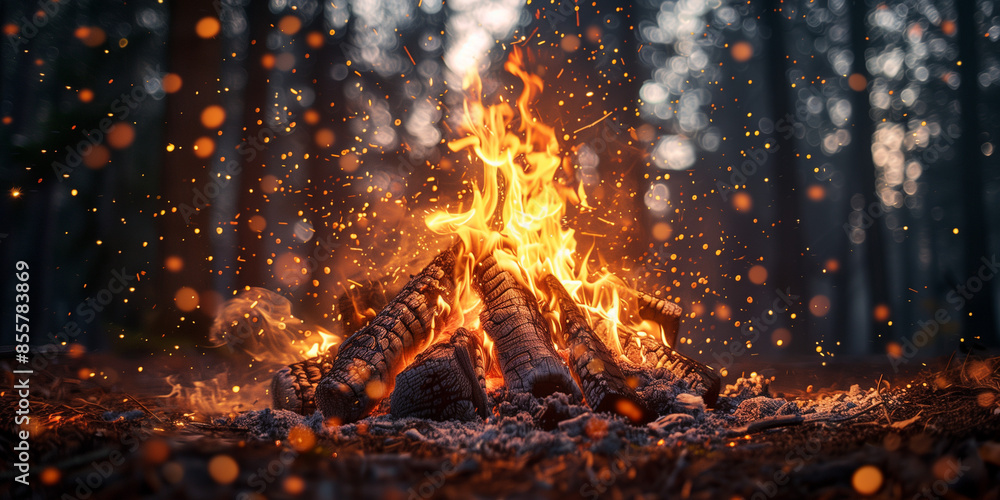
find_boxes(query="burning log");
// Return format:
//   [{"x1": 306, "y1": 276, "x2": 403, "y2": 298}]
[
  {"x1": 543, "y1": 275, "x2": 653, "y2": 424},
  {"x1": 601, "y1": 321, "x2": 721, "y2": 407},
  {"x1": 635, "y1": 291, "x2": 682, "y2": 348},
  {"x1": 271, "y1": 350, "x2": 336, "y2": 414},
  {"x1": 389, "y1": 328, "x2": 490, "y2": 421},
  {"x1": 474, "y1": 253, "x2": 581, "y2": 399},
  {"x1": 656, "y1": 348, "x2": 720, "y2": 407},
  {"x1": 613, "y1": 286, "x2": 683, "y2": 348},
  {"x1": 311, "y1": 247, "x2": 457, "y2": 423}
]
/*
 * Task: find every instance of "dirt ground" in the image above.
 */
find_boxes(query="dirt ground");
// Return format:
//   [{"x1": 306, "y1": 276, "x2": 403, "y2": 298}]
[{"x1": 3, "y1": 353, "x2": 999, "y2": 500}]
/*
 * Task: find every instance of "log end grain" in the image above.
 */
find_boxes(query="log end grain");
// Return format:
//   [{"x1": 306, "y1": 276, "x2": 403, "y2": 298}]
[
  {"x1": 271, "y1": 366, "x2": 305, "y2": 413},
  {"x1": 271, "y1": 350, "x2": 336, "y2": 415},
  {"x1": 314, "y1": 357, "x2": 378, "y2": 423},
  {"x1": 389, "y1": 328, "x2": 490, "y2": 421}
]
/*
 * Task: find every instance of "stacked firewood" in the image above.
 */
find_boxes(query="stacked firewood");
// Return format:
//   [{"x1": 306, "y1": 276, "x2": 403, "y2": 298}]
[{"x1": 271, "y1": 244, "x2": 719, "y2": 424}]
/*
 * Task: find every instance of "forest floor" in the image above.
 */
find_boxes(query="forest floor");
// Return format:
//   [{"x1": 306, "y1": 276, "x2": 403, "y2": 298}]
[{"x1": 3, "y1": 352, "x2": 999, "y2": 500}]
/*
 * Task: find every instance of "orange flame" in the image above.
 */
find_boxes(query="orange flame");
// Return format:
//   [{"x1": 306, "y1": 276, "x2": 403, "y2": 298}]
[{"x1": 428, "y1": 49, "x2": 658, "y2": 355}]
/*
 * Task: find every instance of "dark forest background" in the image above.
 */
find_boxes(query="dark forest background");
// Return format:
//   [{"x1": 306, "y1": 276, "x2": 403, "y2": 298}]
[{"x1": 2, "y1": 0, "x2": 999, "y2": 373}]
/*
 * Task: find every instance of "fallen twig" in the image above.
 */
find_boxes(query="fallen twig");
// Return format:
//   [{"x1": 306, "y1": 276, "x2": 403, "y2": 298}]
[
  {"x1": 125, "y1": 391, "x2": 164, "y2": 423},
  {"x1": 728, "y1": 401, "x2": 886, "y2": 436}
]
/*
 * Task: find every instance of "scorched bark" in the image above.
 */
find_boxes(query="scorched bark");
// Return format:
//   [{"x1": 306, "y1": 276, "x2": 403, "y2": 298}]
[
  {"x1": 389, "y1": 328, "x2": 490, "y2": 421},
  {"x1": 309, "y1": 246, "x2": 457, "y2": 423},
  {"x1": 599, "y1": 321, "x2": 721, "y2": 407},
  {"x1": 272, "y1": 349, "x2": 336, "y2": 415},
  {"x1": 627, "y1": 288, "x2": 683, "y2": 348},
  {"x1": 473, "y1": 253, "x2": 581, "y2": 399},
  {"x1": 543, "y1": 275, "x2": 653, "y2": 424}
]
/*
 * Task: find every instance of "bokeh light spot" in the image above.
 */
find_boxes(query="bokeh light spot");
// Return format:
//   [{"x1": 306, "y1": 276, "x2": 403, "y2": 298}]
[
  {"x1": 852, "y1": 465, "x2": 883, "y2": 495},
  {"x1": 873, "y1": 303, "x2": 890, "y2": 323},
  {"x1": 560, "y1": 34, "x2": 581, "y2": 52},
  {"x1": 83, "y1": 145, "x2": 111, "y2": 169},
  {"x1": 107, "y1": 123, "x2": 135, "y2": 149},
  {"x1": 248, "y1": 215, "x2": 267, "y2": 233},
  {"x1": 941, "y1": 19, "x2": 956, "y2": 36},
  {"x1": 278, "y1": 16, "x2": 302, "y2": 35},
  {"x1": 849, "y1": 73, "x2": 868, "y2": 92},
  {"x1": 142, "y1": 438, "x2": 171, "y2": 465},
  {"x1": 732, "y1": 191, "x2": 753, "y2": 212},
  {"x1": 260, "y1": 175, "x2": 280, "y2": 193},
  {"x1": 162, "y1": 462, "x2": 184, "y2": 484},
  {"x1": 75, "y1": 26, "x2": 107, "y2": 47},
  {"x1": 174, "y1": 287, "x2": 199, "y2": 312},
  {"x1": 339, "y1": 152, "x2": 359, "y2": 173},
  {"x1": 365, "y1": 380, "x2": 386, "y2": 399},
  {"x1": 303, "y1": 109, "x2": 320, "y2": 125},
  {"x1": 315, "y1": 128, "x2": 335, "y2": 148},
  {"x1": 164, "y1": 255, "x2": 184, "y2": 273},
  {"x1": 195, "y1": 17, "x2": 221, "y2": 39},
  {"x1": 193, "y1": 136, "x2": 215, "y2": 158},
  {"x1": 306, "y1": 31, "x2": 325, "y2": 49},
  {"x1": 806, "y1": 184, "x2": 826, "y2": 201},
  {"x1": 162, "y1": 73, "x2": 183, "y2": 93},
  {"x1": 714, "y1": 303, "x2": 732, "y2": 321},
  {"x1": 287, "y1": 425, "x2": 316, "y2": 452},
  {"x1": 261, "y1": 53, "x2": 276, "y2": 70},
  {"x1": 275, "y1": 53, "x2": 296, "y2": 71},
  {"x1": 40, "y1": 467, "x2": 60, "y2": 485},
  {"x1": 207, "y1": 454, "x2": 239, "y2": 485},
  {"x1": 809, "y1": 295, "x2": 831, "y2": 317},
  {"x1": 886, "y1": 342, "x2": 902, "y2": 358},
  {"x1": 200, "y1": 105, "x2": 226, "y2": 129},
  {"x1": 771, "y1": 328, "x2": 791, "y2": 347},
  {"x1": 730, "y1": 41, "x2": 753, "y2": 62},
  {"x1": 652, "y1": 222, "x2": 673, "y2": 241},
  {"x1": 976, "y1": 391, "x2": 996, "y2": 408},
  {"x1": 284, "y1": 476, "x2": 306, "y2": 495}
]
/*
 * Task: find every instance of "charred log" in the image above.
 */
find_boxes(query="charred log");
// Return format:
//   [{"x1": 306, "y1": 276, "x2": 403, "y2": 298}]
[
  {"x1": 597, "y1": 321, "x2": 720, "y2": 407},
  {"x1": 654, "y1": 347, "x2": 720, "y2": 407},
  {"x1": 271, "y1": 349, "x2": 336, "y2": 414},
  {"x1": 389, "y1": 328, "x2": 490, "y2": 421},
  {"x1": 312, "y1": 246, "x2": 457, "y2": 423},
  {"x1": 473, "y1": 253, "x2": 581, "y2": 399},
  {"x1": 543, "y1": 275, "x2": 653, "y2": 424},
  {"x1": 635, "y1": 291, "x2": 681, "y2": 348},
  {"x1": 630, "y1": 289, "x2": 682, "y2": 348}
]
